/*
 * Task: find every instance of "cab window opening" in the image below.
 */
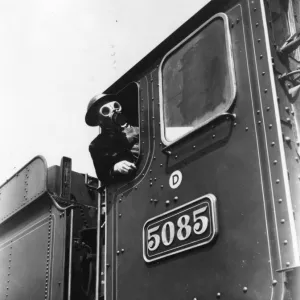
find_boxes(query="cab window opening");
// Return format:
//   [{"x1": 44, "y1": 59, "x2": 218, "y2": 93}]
[{"x1": 160, "y1": 13, "x2": 236, "y2": 145}]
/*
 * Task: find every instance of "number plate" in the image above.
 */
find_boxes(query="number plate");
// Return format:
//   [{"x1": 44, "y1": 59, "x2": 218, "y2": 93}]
[{"x1": 143, "y1": 194, "x2": 218, "y2": 262}]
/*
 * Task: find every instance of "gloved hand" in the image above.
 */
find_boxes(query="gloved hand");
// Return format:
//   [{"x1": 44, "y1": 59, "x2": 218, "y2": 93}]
[{"x1": 113, "y1": 160, "x2": 136, "y2": 174}]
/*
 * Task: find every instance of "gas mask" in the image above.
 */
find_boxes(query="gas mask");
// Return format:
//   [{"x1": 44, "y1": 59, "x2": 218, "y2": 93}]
[{"x1": 99, "y1": 101, "x2": 127, "y2": 127}]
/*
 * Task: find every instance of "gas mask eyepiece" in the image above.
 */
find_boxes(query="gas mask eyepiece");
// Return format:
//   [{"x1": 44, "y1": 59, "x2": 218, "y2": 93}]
[
  {"x1": 99, "y1": 101, "x2": 122, "y2": 117},
  {"x1": 99, "y1": 101, "x2": 127, "y2": 127}
]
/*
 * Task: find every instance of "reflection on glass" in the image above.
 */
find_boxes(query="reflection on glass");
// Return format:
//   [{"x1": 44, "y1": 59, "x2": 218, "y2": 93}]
[{"x1": 162, "y1": 16, "x2": 235, "y2": 143}]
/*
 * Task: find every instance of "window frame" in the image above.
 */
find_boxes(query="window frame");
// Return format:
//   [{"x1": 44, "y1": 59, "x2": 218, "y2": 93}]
[{"x1": 159, "y1": 13, "x2": 236, "y2": 146}]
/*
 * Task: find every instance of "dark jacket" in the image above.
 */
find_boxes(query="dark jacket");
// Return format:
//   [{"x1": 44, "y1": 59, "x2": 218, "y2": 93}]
[{"x1": 89, "y1": 126, "x2": 139, "y2": 184}]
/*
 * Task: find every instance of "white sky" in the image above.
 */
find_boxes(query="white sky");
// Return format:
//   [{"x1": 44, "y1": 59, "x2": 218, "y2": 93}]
[{"x1": 0, "y1": 0, "x2": 210, "y2": 183}]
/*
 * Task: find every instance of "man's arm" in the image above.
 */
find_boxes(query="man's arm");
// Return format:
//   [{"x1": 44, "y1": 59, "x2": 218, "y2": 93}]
[{"x1": 89, "y1": 144, "x2": 136, "y2": 184}]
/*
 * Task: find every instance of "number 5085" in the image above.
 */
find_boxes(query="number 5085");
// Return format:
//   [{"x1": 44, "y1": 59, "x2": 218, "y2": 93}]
[{"x1": 147, "y1": 205, "x2": 209, "y2": 252}]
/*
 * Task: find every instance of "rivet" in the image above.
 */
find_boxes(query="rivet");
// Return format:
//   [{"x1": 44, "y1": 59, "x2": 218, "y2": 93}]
[
  {"x1": 258, "y1": 39, "x2": 261, "y2": 43},
  {"x1": 160, "y1": 164, "x2": 163, "y2": 167},
  {"x1": 150, "y1": 169, "x2": 152, "y2": 173},
  {"x1": 174, "y1": 196, "x2": 179, "y2": 201},
  {"x1": 236, "y1": 18, "x2": 240, "y2": 23},
  {"x1": 273, "y1": 160, "x2": 277, "y2": 165},
  {"x1": 119, "y1": 214, "x2": 122, "y2": 217},
  {"x1": 272, "y1": 280, "x2": 277, "y2": 285},
  {"x1": 135, "y1": 186, "x2": 138, "y2": 190},
  {"x1": 286, "y1": 118, "x2": 291, "y2": 123},
  {"x1": 260, "y1": 55, "x2": 263, "y2": 59},
  {"x1": 284, "y1": 240, "x2": 288, "y2": 245},
  {"x1": 106, "y1": 264, "x2": 110, "y2": 268},
  {"x1": 154, "y1": 178, "x2": 157, "y2": 181},
  {"x1": 175, "y1": 155, "x2": 178, "y2": 159},
  {"x1": 154, "y1": 156, "x2": 156, "y2": 160},
  {"x1": 166, "y1": 200, "x2": 170, "y2": 205},
  {"x1": 258, "y1": 121, "x2": 261, "y2": 124},
  {"x1": 233, "y1": 122, "x2": 237, "y2": 126},
  {"x1": 150, "y1": 198, "x2": 153, "y2": 202},
  {"x1": 243, "y1": 287, "x2": 248, "y2": 293},
  {"x1": 121, "y1": 249, "x2": 125, "y2": 253},
  {"x1": 276, "y1": 179, "x2": 280, "y2": 184},
  {"x1": 245, "y1": 127, "x2": 249, "y2": 131},
  {"x1": 285, "y1": 136, "x2": 291, "y2": 143},
  {"x1": 254, "y1": 7, "x2": 257, "y2": 11},
  {"x1": 117, "y1": 250, "x2": 120, "y2": 255},
  {"x1": 231, "y1": 22, "x2": 234, "y2": 28},
  {"x1": 150, "y1": 183, "x2": 153, "y2": 186},
  {"x1": 271, "y1": 142, "x2": 275, "y2": 146},
  {"x1": 285, "y1": 106, "x2": 290, "y2": 112},
  {"x1": 286, "y1": 262, "x2": 290, "y2": 266},
  {"x1": 262, "y1": 72, "x2": 266, "y2": 76},
  {"x1": 256, "y1": 22, "x2": 259, "y2": 27},
  {"x1": 119, "y1": 199, "x2": 122, "y2": 202},
  {"x1": 154, "y1": 199, "x2": 158, "y2": 203},
  {"x1": 281, "y1": 219, "x2": 285, "y2": 224},
  {"x1": 269, "y1": 124, "x2": 272, "y2": 129},
  {"x1": 161, "y1": 185, "x2": 164, "y2": 188},
  {"x1": 267, "y1": 107, "x2": 270, "y2": 111},
  {"x1": 217, "y1": 292, "x2": 221, "y2": 298},
  {"x1": 278, "y1": 198, "x2": 283, "y2": 203},
  {"x1": 257, "y1": 110, "x2": 260, "y2": 114},
  {"x1": 193, "y1": 145, "x2": 196, "y2": 149},
  {"x1": 212, "y1": 134, "x2": 216, "y2": 139}
]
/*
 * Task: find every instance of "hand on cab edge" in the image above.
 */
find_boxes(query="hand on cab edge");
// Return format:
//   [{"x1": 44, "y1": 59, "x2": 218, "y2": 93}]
[{"x1": 113, "y1": 160, "x2": 136, "y2": 174}]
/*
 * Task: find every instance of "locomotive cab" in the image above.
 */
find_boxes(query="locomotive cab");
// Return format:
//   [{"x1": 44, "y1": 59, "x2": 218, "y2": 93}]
[{"x1": 1, "y1": 0, "x2": 300, "y2": 299}]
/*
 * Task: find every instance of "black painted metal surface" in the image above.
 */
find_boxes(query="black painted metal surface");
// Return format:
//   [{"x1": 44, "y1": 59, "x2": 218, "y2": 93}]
[
  {"x1": 0, "y1": 193, "x2": 67, "y2": 300},
  {"x1": 104, "y1": 1, "x2": 300, "y2": 299}
]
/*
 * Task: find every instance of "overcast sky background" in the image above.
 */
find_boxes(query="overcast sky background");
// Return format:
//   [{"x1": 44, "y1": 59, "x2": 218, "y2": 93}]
[{"x1": 0, "y1": 0, "x2": 210, "y2": 183}]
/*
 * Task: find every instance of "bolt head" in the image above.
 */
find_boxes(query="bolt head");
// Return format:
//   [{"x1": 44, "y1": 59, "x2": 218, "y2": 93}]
[{"x1": 285, "y1": 136, "x2": 291, "y2": 142}]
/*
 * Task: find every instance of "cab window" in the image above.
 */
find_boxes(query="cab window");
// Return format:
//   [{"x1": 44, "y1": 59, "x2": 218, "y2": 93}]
[{"x1": 160, "y1": 13, "x2": 236, "y2": 145}]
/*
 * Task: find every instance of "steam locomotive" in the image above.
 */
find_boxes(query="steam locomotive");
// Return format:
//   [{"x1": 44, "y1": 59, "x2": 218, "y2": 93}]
[{"x1": 1, "y1": 0, "x2": 300, "y2": 299}]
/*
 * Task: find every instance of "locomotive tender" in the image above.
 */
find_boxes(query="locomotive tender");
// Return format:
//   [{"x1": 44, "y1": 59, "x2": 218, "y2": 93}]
[{"x1": 1, "y1": 0, "x2": 300, "y2": 299}]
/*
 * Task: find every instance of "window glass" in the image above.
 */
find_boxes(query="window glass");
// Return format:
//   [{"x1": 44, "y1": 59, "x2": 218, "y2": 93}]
[{"x1": 160, "y1": 14, "x2": 235, "y2": 144}]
